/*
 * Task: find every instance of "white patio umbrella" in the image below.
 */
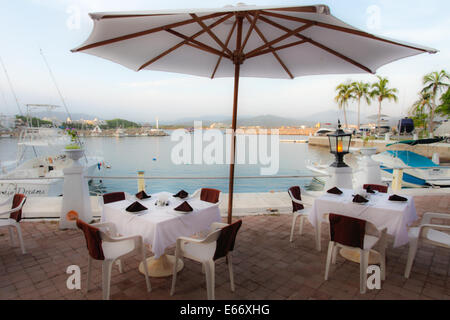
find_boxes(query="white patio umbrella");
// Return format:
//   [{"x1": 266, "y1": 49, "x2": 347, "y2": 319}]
[{"x1": 72, "y1": 4, "x2": 436, "y2": 223}]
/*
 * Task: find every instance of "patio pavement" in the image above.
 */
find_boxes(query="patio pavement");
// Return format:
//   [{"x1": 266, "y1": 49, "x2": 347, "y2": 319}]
[{"x1": 0, "y1": 194, "x2": 449, "y2": 300}]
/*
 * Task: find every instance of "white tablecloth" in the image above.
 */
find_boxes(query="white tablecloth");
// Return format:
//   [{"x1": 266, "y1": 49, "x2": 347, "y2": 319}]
[
  {"x1": 101, "y1": 192, "x2": 221, "y2": 258},
  {"x1": 309, "y1": 189, "x2": 418, "y2": 248}
]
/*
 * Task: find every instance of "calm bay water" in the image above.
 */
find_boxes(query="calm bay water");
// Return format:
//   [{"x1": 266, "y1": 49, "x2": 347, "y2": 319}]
[{"x1": 0, "y1": 133, "x2": 335, "y2": 194}]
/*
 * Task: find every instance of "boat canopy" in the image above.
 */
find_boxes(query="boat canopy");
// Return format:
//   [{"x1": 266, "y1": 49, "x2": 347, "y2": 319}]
[
  {"x1": 386, "y1": 150, "x2": 439, "y2": 168},
  {"x1": 386, "y1": 138, "x2": 443, "y2": 147}
]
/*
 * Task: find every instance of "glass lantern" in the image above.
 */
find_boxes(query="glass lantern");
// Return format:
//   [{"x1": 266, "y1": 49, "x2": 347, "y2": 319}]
[{"x1": 327, "y1": 120, "x2": 352, "y2": 167}]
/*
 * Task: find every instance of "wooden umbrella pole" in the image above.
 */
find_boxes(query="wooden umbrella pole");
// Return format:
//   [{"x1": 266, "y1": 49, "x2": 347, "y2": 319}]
[{"x1": 227, "y1": 15, "x2": 244, "y2": 224}]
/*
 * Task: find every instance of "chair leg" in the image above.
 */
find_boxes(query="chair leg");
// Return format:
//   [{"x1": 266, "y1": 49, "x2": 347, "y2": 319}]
[
  {"x1": 290, "y1": 213, "x2": 299, "y2": 242},
  {"x1": 324, "y1": 242, "x2": 334, "y2": 280},
  {"x1": 299, "y1": 215, "x2": 305, "y2": 235},
  {"x1": 360, "y1": 250, "x2": 369, "y2": 294},
  {"x1": 86, "y1": 256, "x2": 92, "y2": 293},
  {"x1": 209, "y1": 261, "x2": 215, "y2": 300},
  {"x1": 170, "y1": 250, "x2": 180, "y2": 296},
  {"x1": 102, "y1": 260, "x2": 113, "y2": 300},
  {"x1": 141, "y1": 248, "x2": 151, "y2": 293},
  {"x1": 331, "y1": 245, "x2": 338, "y2": 264},
  {"x1": 404, "y1": 239, "x2": 419, "y2": 279},
  {"x1": 115, "y1": 259, "x2": 123, "y2": 273},
  {"x1": 204, "y1": 262, "x2": 211, "y2": 300},
  {"x1": 15, "y1": 224, "x2": 26, "y2": 254},
  {"x1": 227, "y1": 254, "x2": 235, "y2": 292}
]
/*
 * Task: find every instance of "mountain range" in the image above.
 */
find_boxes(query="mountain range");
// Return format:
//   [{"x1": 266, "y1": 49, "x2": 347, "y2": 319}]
[{"x1": 24, "y1": 110, "x2": 401, "y2": 128}]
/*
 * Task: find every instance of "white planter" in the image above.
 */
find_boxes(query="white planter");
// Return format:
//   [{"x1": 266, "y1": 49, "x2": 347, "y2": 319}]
[{"x1": 64, "y1": 148, "x2": 85, "y2": 167}]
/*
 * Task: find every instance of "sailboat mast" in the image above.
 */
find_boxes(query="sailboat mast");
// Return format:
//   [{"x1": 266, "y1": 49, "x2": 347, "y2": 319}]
[{"x1": 0, "y1": 55, "x2": 23, "y2": 116}]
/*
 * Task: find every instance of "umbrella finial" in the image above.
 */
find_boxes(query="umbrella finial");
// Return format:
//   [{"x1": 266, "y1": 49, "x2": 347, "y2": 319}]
[{"x1": 337, "y1": 119, "x2": 341, "y2": 129}]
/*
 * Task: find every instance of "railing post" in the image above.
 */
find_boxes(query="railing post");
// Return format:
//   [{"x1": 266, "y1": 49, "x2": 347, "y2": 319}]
[
  {"x1": 138, "y1": 171, "x2": 145, "y2": 192},
  {"x1": 392, "y1": 168, "x2": 403, "y2": 191}
]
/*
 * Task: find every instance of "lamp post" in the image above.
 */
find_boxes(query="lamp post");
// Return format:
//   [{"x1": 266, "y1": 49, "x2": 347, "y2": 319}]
[
  {"x1": 327, "y1": 120, "x2": 352, "y2": 167},
  {"x1": 324, "y1": 120, "x2": 354, "y2": 190}
]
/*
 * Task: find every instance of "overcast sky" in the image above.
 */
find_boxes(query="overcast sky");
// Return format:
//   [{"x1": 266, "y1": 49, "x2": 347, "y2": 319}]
[{"x1": 0, "y1": 0, "x2": 449, "y2": 123}]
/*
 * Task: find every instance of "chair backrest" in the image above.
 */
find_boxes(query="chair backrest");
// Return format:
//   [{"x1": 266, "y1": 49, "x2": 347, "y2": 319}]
[
  {"x1": 363, "y1": 184, "x2": 388, "y2": 193},
  {"x1": 200, "y1": 188, "x2": 221, "y2": 204},
  {"x1": 67, "y1": 211, "x2": 105, "y2": 260},
  {"x1": 288, "y1": 186, "x2": 304, "y2": 212},
  {"x1": 329, "y1": 214, "x2": 366, "y2": 249},
  {"x1": 213, "y1": 220, "x2": 242, "y2": 260},
  {"x1": 102, "y1": 192, "x2": 126, "y2": 204},
  {"x1": 11, "y1": 194, "x2": 26, "y2": 222}
]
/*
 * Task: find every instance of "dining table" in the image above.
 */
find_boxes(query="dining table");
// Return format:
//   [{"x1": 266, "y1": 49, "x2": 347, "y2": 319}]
[
  {"x1": 309, "y1": 188, "x2": 418, "y2": 262},
  {"x1": 101, "y1": 191, "x2": 222, "y2": 277}
]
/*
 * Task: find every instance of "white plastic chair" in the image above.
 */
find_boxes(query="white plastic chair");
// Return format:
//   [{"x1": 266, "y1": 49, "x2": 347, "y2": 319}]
[
  {"x1": 324, "y1": 214, "x2": 387, "y2": 294},
  {"x1": 170, "y1": 220, "x2": 242, "y2": 300},
  {"x1": 288, "y1": 186, "x2": 312, "y2": 242},
  {"x1": 0, "y1": 194, "x2": 27, "y2": 254},
  {"x1": 68, "y1": 211, "x2": 151, "y2": 300},
  {"x1": 404, "y1": 212, "x2": 450, "y2": 279}
]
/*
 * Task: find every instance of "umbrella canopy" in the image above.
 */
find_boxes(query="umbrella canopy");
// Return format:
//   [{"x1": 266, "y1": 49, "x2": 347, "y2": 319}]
[{"x1": 72, "y1": 4, "x2": 437, "y2": 222}]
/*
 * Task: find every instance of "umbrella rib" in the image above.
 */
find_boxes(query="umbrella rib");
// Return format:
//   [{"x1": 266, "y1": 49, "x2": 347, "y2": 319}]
[
  {"x1": 248, "y1": 40, "x2": 307, "y2": 58},
  {"x1": 245, "y1": 22, "x2": 314, "y2": 58},
  {"x1": 211, "y1": 20, "x2": 237, "y2": 79},
  {"x1": 165, "y1": 29, "x2": 231, "y2": 59},
  {"x1": 259, "y1": 10, "x2": 433, "y2": 53},
  {"x1": 246, "y1": 15, "x2": 293, "y2": 79},
  {"x1": 71, "y1": 12, "x2": 228, "y2": 52},
  {"x1": 138, "y1": 13, "x2": 234, "y2": 71},
  {"x1": 190, "y1": 14, "x2": 233, "y2": 57},
  {"x1": 240, "y1": 12, "x2": 259, "y2": 54},
  {"x1": 257, "y1": 15, "x2": 373, "y2": 74}
]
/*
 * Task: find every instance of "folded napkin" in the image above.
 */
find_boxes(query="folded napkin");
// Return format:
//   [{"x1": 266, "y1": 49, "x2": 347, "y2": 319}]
[
  {"x1": 327, "y1": 187, "x2": 343, "y2": 195},
  {"x1": 353, "y1": 194, "x2": 369, "y2": 204},
  {"x1": 365, "y1": 186, "x2": 376, "y2": 194},
  {"x1": 126, "y1": 201, "x2": 148, "y2": 213},
  {"x1": 389, "y1": 194, "x2": 407, "y2": 202},
  {"x1": 174, "y1": 201, "x2": 193, "y2": 212},
  {"x1": 135, "y1": 190, "x2": 151, "y2": 200},
  {"x1": 173, "y1": 190, "x2": 189, "y2": 199}
]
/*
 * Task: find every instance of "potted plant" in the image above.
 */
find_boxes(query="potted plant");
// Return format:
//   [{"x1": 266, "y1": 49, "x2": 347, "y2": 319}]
[{"x1": 64, "y1": 128, "x2": 84, "y2": 164}]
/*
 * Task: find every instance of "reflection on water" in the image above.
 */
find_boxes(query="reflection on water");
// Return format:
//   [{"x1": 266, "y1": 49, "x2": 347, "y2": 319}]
[{"x1": 0, "y1": 134, "x2": 353, "y2": 194}]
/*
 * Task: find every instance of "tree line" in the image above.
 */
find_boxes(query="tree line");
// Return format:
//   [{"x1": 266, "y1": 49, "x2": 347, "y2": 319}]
[{"x1": 335, "y1": 70, "x2": 449, "y2": 135}]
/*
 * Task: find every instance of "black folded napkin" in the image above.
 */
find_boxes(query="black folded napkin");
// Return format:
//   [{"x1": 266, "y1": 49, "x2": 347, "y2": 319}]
[
  {"x1": 126, "y1": 201, "x2": 148, "y2": 213},
  {"x1": 389, "y1": 194, "x2": 407, "y2": 202},
  {"x1": 173, "y1": 190, "x2": 189, "y2": 199},
  {"x1": 327, "y1": 187, "x2": 343, "y2": 195},
  {"x1": 353, "y1": 194, "x2": 369, "y2": 204},
  {"x1": 135, "y1": 191, "x2": 151, "y2": 200},
  {"x1": 365, "y1": 186, "x2": 376, "y2": 194},
  {"x1": 174, "y1": 201, "x2": 193, "y2": 212}
]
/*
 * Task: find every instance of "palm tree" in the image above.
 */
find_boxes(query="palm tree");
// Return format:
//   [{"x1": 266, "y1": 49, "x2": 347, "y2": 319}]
[
  {"x1": 409, "y1": 91, "x2": 432, "y2": 132},
  {"x1": 350, "y1": 81, "x2": 371, "y2": 130},
  {"x1": 334, "y1": 83, "x2": 353, "y2": 129},
  {"x1": 370, "y1": 76, "x2": 398, "y2": 134},
  {"x1": 422, "y1": 70, "x2": 450, "y2": 133}
]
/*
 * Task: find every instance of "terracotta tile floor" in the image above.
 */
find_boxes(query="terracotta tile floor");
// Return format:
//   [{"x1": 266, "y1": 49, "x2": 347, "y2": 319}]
[{"x1": 0, "y1": 195, "x2": 449, "y2": 300}]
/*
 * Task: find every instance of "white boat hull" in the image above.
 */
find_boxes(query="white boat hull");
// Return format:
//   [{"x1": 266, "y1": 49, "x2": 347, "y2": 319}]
[{"x1": 0, "y1": 157, "x2": 100, "y2": 197}]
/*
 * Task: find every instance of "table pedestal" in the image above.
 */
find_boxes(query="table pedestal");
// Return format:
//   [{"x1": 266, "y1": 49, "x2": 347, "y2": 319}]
[
  {"x1": 138, "y1": 254, "x2": 184, "y2": 277},
  {"x1": 340, "y1": 248, "x2": 381, "y2": 265}
]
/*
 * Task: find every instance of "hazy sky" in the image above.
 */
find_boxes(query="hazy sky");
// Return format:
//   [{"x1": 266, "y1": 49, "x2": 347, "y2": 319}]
[{"x1": 0, "y1": 0, "x2": 449, "y2": 123}]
